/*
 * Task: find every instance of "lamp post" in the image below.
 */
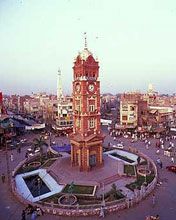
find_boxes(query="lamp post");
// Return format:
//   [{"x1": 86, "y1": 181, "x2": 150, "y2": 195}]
[
  {"x1": 4, "y1": 134, "x2": 11, "y2": 187},
  {"x1": 2, "y1": 123, "x2": 13, "y2": 188},
  {"x1": 37, "y1": 177, "x2": 41, "y2": 197},
  {"x1": 144, "y1": 166, "x2": 147, "y2": 185},
  {"x1": 102, "y1": 182, "x2": 105, "y2": 207}
]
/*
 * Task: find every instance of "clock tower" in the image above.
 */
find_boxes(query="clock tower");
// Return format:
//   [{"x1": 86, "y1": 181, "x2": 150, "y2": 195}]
[{"x1": 70, "y1": 36, "x2": 104, "y2": 171}]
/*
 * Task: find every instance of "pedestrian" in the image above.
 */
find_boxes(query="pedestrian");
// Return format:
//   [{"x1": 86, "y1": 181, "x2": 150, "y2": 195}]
[
  {"x1": 99, "y1": 206, "x2": 105, "y2": 218},
  {"x1": 36, "y1": 207, "x2": 43, "y2": 216},
  {"x1": 31, "y1": 210, "x2": 37, "y2": 220},
  {"x1": 156, "y1": 149, "x2": 160, "y2": 154},
  {"x1": 152, "y1": 194, "x2": 156, "y2": 207},
  {"x1": 155, "y1": 214, "x2": 160, "y2": 220},
  {"x1": 160, "y1": 161, "x2": 163, "y2": 169},
  {"x1": 10, "y1": 153, "x2": 14, "y2": 162},
  {"x1": 25, "y1": 152, "x2": 28, "y2": 160},
  {"x1": 171, "y1": 157, "x2": 174, "y2": 163},
  {"x1": 1, "y1": 173, "x2": 5, "y2": 183},
  {"x1": 21, "y1": 210, "x2": 26, "y2": 220}
]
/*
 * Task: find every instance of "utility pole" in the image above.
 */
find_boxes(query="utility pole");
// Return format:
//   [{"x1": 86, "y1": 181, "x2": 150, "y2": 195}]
[
  {"x1": 102, "y1": 182, "x2": 105, "y2": 207},
  {"x1": 4, "y1": 132, "x2": 11, "y2": 188}
]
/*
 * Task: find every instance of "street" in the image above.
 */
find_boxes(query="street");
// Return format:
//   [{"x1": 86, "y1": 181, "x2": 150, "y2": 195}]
[{"x1": 0, "y1": 127, "x2": 176, "y2": 220}]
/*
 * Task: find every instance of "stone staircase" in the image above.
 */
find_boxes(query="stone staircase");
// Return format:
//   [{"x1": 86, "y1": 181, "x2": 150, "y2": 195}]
[{"x1": 98, "y1": 174, "x2": 120, "y2": 187}]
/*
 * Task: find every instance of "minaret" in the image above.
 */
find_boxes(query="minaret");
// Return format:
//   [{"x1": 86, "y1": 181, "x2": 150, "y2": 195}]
[
  {"x1": 57, "y1": 69, "x2": 63, "y2": 101},
  {"x1": 148, "y1": 83, "x2": 154, "y2": 95}
]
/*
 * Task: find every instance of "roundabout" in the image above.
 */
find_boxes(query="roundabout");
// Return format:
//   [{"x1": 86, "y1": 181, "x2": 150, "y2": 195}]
[{"x1": 12, "y1": 145, "x2": 158, "y2": 217}]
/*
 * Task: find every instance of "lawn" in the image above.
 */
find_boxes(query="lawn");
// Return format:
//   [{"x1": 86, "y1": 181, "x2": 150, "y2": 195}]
[
  {"x1": 124, "y1": 165, "x2": 136, "y2": 176},
  {"x1": 42, "y1": 158, "x2": 58, "y2": 168},
  {"x1": 62, "y1": 184, "x2": 95, "y2": 195}
]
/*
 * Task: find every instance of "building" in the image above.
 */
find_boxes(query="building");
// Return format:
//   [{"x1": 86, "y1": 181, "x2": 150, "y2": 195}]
[
  {"x1": 148, "y1": 106, "x2": 174, "y2": 127},
  {"x1": 70, "y1": 37, "x2": 104, "y2": 171},
  {"x1": 120, "y1": 92, "x2": 147, "y2": 128},
  {"x1": 0, "y1": 92, "x2": 3, "y2": 116}
]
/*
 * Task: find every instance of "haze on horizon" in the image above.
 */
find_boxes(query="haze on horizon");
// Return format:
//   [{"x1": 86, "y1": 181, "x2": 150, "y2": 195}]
[{"x1": 0, "y1": 0, "x2": 176, "y2": 96}]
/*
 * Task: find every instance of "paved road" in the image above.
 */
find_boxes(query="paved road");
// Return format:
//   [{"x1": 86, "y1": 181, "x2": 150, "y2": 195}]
[{"x1": 0, "y1": 128, "x2": 176, "y2": 220}]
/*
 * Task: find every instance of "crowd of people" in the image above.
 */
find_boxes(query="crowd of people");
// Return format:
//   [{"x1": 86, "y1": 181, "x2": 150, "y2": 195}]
[{"x1": 21, "y1": 204, "x2": 43, "y2": 220}]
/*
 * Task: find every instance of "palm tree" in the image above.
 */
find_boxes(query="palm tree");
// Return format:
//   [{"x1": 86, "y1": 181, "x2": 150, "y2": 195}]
[{"x1": 32, "y1": 136, "x2": 48, "y2": 161}]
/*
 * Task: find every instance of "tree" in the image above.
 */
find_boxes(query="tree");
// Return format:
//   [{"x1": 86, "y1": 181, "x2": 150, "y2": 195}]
[
  {"x1": 32, "y1": 136, "x2": 48, "y2": 160},
  {"x1": 110, "y1": 183, "x2": 117, "y2": 200}
]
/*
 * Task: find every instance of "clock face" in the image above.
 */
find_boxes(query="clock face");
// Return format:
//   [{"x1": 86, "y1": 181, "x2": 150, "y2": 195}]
[
  {"x1": 75, "y1": 84, "x2": 80, "y2": 92},
  {"x1": 88, "y1": 84, "x2": 94, "y2": 92}
]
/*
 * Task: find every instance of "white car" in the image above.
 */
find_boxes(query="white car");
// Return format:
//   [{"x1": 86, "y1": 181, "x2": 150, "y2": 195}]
[
  {"x1": 112, "y1": 143, "x2": 124, "y2": 149},
  {"x1": 21, "y1": 139, "x2": 27, "y2": 143}
]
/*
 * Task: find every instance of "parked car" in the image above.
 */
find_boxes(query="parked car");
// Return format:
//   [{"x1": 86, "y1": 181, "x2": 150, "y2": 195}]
[
  {"x1": 112, "y1": 143, "x2": 124, "y2": 149},
  {"x1": 166, "y1": 165, "x2": 176, "y2": 173},
  {"x1": 21, "y1": 139, "x2": 27, "y2": 143}
]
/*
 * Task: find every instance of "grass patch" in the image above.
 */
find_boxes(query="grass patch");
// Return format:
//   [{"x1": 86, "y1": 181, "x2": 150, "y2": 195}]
[
  {"x1": 110, "y1": 153, "x2": 135, "y2": 163},
  {"x1": 16, "y1": 154, "x2": 59, "y2": 174},
  {"x1": 40, "y1": 193, "x2": 61, "y2": 203},
  {"x1": 94, "y1": 184, "x2": 125, "y2": 203},
  {"x1": 62, "y1": 184, "x2": 95, "y2": 195},
  {"x1": 42, "y1": 158, "x2": 57, "y2": 168},
  {"x1": 139, "y1": 160, "x2": 148, "y2": 165},
  {"x1": 124, "y1": 165, "x2": 136, "y2": 176},
  {"x1": 17, "y1": 165, "x2": 38, "y2": 174},
  {"x1": 41, "y1": 184, "x2": 125, "y2": 205},
  {"x1": 126, "y1": 173, "x2": 155, "y2": 191}
]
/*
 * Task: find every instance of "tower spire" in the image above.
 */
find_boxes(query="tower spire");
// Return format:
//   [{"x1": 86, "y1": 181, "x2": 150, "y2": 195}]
[
  {"x1": 84, "y1": 32, "x2": 87, "y2": 49},
  {"x1": 57, "y1": 68, "x2": 63, "y2": 101}
]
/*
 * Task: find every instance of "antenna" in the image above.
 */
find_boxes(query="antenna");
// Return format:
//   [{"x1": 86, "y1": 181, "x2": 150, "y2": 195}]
[{"x1": 84, "y1": 32, "x2": 87, "y2": 49}]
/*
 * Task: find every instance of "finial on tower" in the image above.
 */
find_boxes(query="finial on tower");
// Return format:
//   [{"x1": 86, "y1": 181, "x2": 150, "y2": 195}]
[
  {"x1": 58, "y1": 68, "x2": 61, "y2": 76},
  {"x1": 84, "y1": 32, "x2": 87, "y2": 49}
]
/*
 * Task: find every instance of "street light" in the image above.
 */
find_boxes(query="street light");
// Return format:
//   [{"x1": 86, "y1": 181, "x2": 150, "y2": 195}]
[
  {"x1": 2, "y1": 121, "x2": 13, "y2": 188},
  {"x1": 102, "y1": 182, "x2": 105, "y2": 207},
  {"x1": 37, "y1": 177, "x2": 41, "y2": 197},
  {"x1": 144, "y1": 166, "x2": 147, "y2": 185}
]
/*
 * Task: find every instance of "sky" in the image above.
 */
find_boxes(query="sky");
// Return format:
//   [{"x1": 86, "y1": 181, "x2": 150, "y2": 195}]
[{"x1": 0, "y1": 0, "x2": 176, "y2": 95}]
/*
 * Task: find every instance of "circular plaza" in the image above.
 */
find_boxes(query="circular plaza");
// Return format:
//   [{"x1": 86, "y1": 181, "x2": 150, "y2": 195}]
[{"x1": 12, "y1": 141, "x2": 158, "y2": 217}]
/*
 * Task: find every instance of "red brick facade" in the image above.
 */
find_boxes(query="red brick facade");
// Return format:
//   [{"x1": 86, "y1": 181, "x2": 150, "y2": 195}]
[{"x1": 70, "y1": 47, "x2": 103, "y2": 171}]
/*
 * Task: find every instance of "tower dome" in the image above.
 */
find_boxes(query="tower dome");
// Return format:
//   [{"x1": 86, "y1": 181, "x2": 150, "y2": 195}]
[{"x1": 79, "y1": 48, "x2": 93, "y2": 61}]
